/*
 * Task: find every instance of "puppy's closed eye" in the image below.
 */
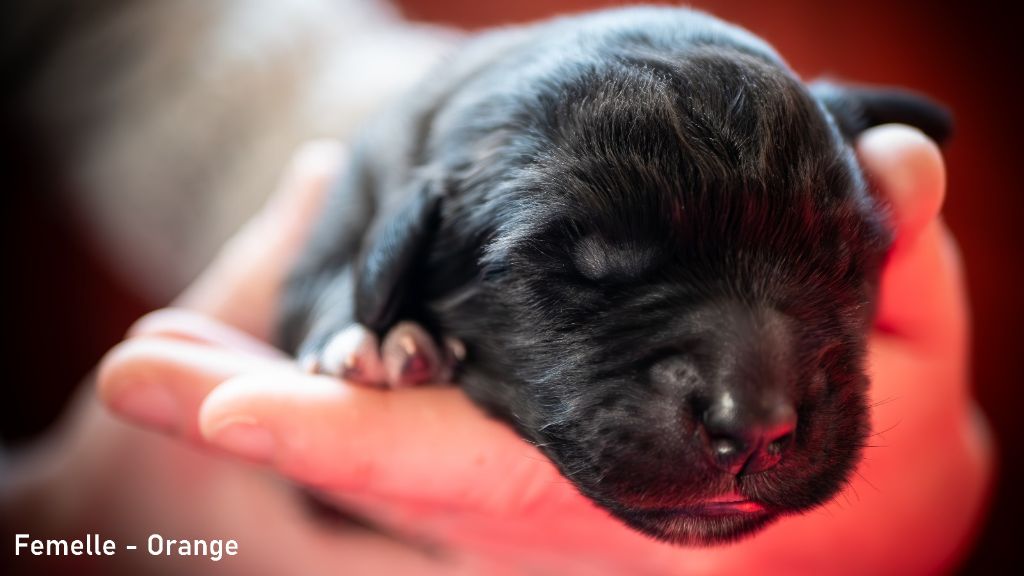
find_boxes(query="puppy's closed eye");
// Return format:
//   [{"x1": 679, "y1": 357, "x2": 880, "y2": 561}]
[{"x1": 573, "y1": 235, "x2": 659, "y2": 282}]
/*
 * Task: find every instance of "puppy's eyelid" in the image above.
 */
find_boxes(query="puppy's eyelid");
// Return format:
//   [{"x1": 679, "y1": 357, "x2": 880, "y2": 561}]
[
  {"x1": 478, "y1": 258, "x2": 510, "y2": 281},
  {"x1": 572, "y1": 235, "x2": 657, "y2": 282}
]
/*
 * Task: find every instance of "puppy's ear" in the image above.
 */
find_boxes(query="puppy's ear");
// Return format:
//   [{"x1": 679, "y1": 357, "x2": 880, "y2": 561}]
[
  {"x1": 354, "y1": 179, "x2": 443, "y2": 333},
  {"x1": 810, "y1": 80, "x2": 953, "y2": 145}
]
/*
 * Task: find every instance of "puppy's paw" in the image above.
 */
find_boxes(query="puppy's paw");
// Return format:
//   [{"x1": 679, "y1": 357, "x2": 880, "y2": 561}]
[
  {"x1": 380, "y1": 322, "x2": 467, "y2": 387},
  {"x1": 301, "y1": 322, "x2": 464, "y2": 388},
  {"x1": 300, "y1": 324, "x2": 388, "y2": 385}
]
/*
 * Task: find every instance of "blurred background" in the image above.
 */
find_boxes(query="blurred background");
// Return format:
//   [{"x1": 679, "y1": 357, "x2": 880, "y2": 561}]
[{"x1": 2, "y1": 0, "x2": 1020, "y2": 572}]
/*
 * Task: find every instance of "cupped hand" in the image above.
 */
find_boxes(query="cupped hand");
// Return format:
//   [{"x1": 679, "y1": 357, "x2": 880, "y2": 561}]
[{"x1": 97, "y1": 127, "x2": 994, "y2": 575}]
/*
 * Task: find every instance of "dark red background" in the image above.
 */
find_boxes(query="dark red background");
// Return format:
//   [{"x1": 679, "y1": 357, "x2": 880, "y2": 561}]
[{"x1": 5, "y1": 0, "x2": 1020, "y2": 572}]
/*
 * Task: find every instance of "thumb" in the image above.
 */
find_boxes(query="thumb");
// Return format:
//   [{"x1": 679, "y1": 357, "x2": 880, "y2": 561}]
[
  {"x1": 857, "y1": 125, "x2": 967, "y2": 352},
  {"x1": 175, "y1": 140, "x2": 344, "y2": 341}
]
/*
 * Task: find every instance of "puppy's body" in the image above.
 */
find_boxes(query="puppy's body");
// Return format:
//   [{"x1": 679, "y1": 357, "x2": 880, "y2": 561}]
[{"x1": 280, "y1": 6, "x2": 949, "y2": 544}]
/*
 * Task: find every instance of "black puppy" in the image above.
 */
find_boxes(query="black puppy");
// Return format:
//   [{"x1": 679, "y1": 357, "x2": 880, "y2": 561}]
[{"x1": 278, "y1": 6, "x2": 950, "y2": 544}]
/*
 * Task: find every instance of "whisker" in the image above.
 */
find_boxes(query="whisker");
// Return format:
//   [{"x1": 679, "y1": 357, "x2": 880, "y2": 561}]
[
  {"x1": 869, "y1": 419, "x2": 902, "y2": 438},
  {"x1": 868, "y1": 395, "x2": 899, "y2": 409},
  {"x1": 854, "y1": 470, "x2": 880, "y2": 493}
]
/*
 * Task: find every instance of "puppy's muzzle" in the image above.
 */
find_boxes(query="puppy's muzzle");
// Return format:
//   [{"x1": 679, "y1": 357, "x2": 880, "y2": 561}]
[{"x1": 654, "y1": 302, "x2": 800, "y2": 476}]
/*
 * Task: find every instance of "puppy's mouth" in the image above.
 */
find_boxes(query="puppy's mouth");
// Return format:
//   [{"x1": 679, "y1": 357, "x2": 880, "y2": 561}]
[
  {"x1": 683, "y1": 498, "x2": 767, "y2": 516},
  {"x1": 629, "y1": 493, "x2": 770, "y2": 518},
  {"x1": 613, "y1": 492, "x2": 780, "y2": 543}
]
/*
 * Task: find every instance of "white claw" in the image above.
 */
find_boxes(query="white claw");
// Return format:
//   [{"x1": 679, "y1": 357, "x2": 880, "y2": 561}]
[
  {"x1": 306, "y1": 323, "x2": 463, "y2": 388},
  {"x1": 381, "y1": 321, "x2": 441, "y2": 387},
  {"x1": 317, "y1": 324, "x2": 387, "y2": 385}
]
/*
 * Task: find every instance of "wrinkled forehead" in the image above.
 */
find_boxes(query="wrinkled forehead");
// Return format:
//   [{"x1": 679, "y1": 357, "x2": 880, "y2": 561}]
[
  {"x1": 482, "y1": 180, "x2": 671, "y2": 262},
  {"x1": 486, "y1": 153, "x2": 870, "y2": 262},
  {"x1": 478, "y1": 174, "x2": 891, "y2": 309},
  {"x1": 482, "y1": 49, "x2": 880, "y2": 265}
]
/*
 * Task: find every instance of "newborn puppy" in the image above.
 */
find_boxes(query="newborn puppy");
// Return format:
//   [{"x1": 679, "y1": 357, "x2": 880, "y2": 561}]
[{"x1": 278, "y1": 6, "x2": 950, "y2": 544}]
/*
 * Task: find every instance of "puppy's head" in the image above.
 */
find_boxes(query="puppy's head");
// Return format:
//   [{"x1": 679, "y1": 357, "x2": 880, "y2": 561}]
[{"x1": 358, "y1": 46, "x2": 949, "y2": 544}]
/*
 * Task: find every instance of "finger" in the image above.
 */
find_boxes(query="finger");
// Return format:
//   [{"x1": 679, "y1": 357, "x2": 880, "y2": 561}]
[
  {"x1": 97, "y1": 336, "x2": 292, "y2": 440},
  {"x1": 176, "y1": 140, "x2": 344, "y2": 340},
  {"x1": 128, "y1": 308, "x2": 286, "y2": 359},
  {"x1": 857, "y1": 125, "x2": 946, "y2": 254},
  {"x1": 198, "y1": 375, "x2": 573, "y2": 514},
  {"x1": 873, "y1": 219, "x2": 968, "y2": 353},
  {"x1": 856, "y1": 125, "x2": 967, "y2": 350}
]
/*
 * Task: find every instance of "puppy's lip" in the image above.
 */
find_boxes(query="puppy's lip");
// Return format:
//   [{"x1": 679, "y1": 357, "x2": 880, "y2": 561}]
[
  {"x1": 690, "y1": 500, "x2": 767, "y2": 515},
  {"x1": 627, "y1": 493, "x2": 769, "y2": 517}
]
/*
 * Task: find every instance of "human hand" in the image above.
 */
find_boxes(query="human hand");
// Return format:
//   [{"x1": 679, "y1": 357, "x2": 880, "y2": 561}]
[
  {"x1": 3, "y1": 143, "x2": 475, "y2": 576},
  {"x1": 97, "y1": 126, "x2": 993, "y2": 574}
]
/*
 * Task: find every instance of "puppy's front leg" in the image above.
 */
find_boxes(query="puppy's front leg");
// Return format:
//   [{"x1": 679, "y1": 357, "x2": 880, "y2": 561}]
[
  {"x1": 285, "y1": 248, "x2": 457, "y2": 387},
  {"x1": 279, "y1": 153, "x2": 461, "y2": 388}
]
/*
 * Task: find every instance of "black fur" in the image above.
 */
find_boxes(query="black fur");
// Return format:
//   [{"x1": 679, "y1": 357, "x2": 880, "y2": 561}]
[{"x1": 278, "y1": 6, "x2": 950, "y2": 544}]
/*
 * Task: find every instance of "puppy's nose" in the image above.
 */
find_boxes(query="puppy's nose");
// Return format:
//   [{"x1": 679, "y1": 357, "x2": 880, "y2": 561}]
[{"x1": 701, "y1": 393, "x2": 797, "y2": 475}]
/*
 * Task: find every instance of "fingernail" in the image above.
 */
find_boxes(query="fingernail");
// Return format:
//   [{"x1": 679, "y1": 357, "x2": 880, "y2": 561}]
[
  {"x1": 207, "y1": 418, "x2": 276, "y2": 463},
  {"x1": 114, "y1": 383, "x2": 179, "y2": 431}
]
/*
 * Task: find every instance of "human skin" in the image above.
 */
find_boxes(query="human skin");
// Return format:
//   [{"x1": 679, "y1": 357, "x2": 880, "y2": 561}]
[{"x1": 3, "y1": 126, "x2": 993, "y2": 575}]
